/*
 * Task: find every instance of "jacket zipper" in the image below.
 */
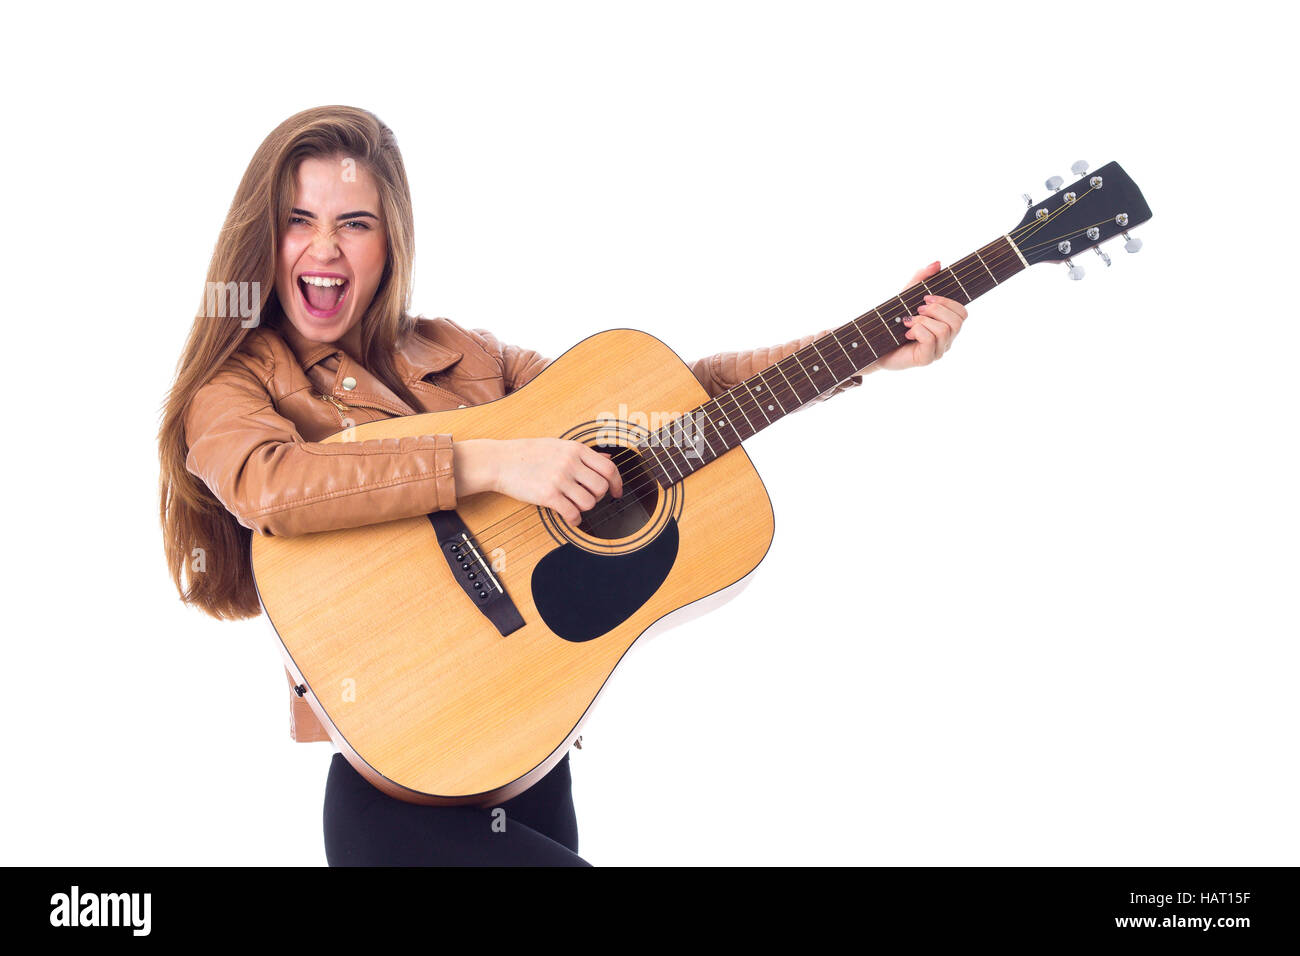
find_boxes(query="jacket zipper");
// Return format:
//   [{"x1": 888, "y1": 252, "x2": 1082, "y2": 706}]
[{"x1": 318, "y1": 392, "x2": 350, "y2": 427}]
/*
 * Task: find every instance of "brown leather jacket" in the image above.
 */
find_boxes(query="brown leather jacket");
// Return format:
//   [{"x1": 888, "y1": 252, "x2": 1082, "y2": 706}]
[{"x1": 183, "y1": 315, "x2": 870, "y2": 742}]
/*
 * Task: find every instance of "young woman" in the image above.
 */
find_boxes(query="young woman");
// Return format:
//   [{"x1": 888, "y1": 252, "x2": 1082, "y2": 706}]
[{"x1": 158, "y1": 105, "x2": 968, "y2": 866}]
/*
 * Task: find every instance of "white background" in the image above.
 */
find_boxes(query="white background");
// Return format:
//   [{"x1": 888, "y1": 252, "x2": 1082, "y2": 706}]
[{"x1": 3, "y1": 0, "x2": 1295, "y2": 866}]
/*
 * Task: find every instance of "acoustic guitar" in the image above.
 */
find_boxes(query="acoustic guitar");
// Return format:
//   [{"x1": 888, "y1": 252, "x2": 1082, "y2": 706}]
[{"x1": 251, "y1": 160, "x2": 1152, "y2": 805}]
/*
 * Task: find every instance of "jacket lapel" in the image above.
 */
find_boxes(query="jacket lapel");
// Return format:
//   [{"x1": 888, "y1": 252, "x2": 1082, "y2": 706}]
[
  {"x1": 394, "y1": 325, "x2": 463, "y2": 384},
  {"x1": 277, "y1": 320, "x2": 463, "y2": 417}
]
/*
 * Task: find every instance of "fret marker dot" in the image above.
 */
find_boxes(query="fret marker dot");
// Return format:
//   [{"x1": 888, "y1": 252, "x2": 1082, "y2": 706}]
[
  {"x1": 719, "y1": 420, "x2": 726, "y2": 427},
  {"x1": 812, "y1": 365, "x2": 819, "y2": 371},
  {"x1": 754, "y1": 385, "x2": 762, "y2": 391},
  {"x1": 767, "y1": 404, "x2": 774, "y2": 411},
  {"x1": 894, "y1": 316, "x2": 901, "y2": 323},
  {"x1": 851, "y1": 342, "x2": 858, "y2": 348}
]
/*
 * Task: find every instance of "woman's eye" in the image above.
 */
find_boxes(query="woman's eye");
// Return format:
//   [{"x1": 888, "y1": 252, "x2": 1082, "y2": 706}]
[{"x1": 285, "y1": 216, "x2": 369, "y2": 231}]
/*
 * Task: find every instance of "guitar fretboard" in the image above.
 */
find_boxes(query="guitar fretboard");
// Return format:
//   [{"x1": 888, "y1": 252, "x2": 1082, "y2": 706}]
[{"x1": 636, "y1": 234, "x2": 1027, "y2": 486}]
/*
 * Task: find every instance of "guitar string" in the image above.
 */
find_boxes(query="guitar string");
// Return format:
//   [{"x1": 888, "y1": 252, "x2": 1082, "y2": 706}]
[
  {"x1": 463, "y1": 194, "x2": 1112, "y2": 556},
  {"x1": 609, "y1": 194, "x2": 1117, "y2": 486},
  {"x1": 483, "y1": 201, "x2": 1125, "y2": 554},
  {"x1": 469, "y1": 209, "x2": 1105, "y2": 550},
  {"x1": 468, "y1": 244, "x2": 1020, "y2": 545},
  {"x1": 467, "y1": 244, "x2": 1033, "y2": 557},
  {"x1": 467, "y1": 233, "x2": 1056, "y2": 557},
  {"x1": 468, "y1": 238, "x2": 1066, "y2": 560}
]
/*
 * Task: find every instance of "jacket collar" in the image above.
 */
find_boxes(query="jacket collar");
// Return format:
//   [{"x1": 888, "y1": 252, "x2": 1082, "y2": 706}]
[
  {"x1": 276, "y1": 319, "x2": 463, "y2": 416},
  {"x1": 393, "y1": 323, "x2": 464, "y2": 382}
]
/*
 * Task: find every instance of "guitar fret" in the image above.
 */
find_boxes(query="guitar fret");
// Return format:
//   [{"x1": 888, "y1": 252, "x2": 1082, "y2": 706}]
[
  {"x1": 819, "y1": 337, "x2": 852, "y2": 383},
  {"x1": 875, "y1": 310, "x2": 900, "y2": 345},
  {"x1": 707, "y1": 401, "x2": 733, "y2": 450},
  {"x1": 665, "y1": 444, "x2": 687, "y2": 479},
  {"x1": 648, "y1": 440, "x2": 681, "y2": 484},
  {"x1": 811, "y1": 335, "x2": 856, "y2": 393},
  {"x1": 745, "y1": 378, "x2": 774, "y2": 424},
  {"x1": 974, "y1": 249, "x2": 998, "y2": 284},
  {"x1": 850, "y1": 319, "x2": 878, "y2": 359},
  {"x1": 769, "y1": 357, "x2": 803, "y2": 406},
  {"x1": 827, "y1": 328, "x2": 857, "y2": 367},
  {"x1": 722, "y1": 394, "x2": 749, "y2": 445},
  {"x1": 1004, "y1": 233, "x2": 1029, "y2": 268},
  {"x1": 695, "y1": 403, "x2": 721, "y2": 458},
  {"x1": 786, "y1": 349, "x2": 821, "y2": 398},
  {"x1": 947, "y1": 268, "x2": 971, "y2": 303},
  {"x1": 725, "y1": 386, "x2": 758, "y2": 436},
  {"x1": 640, "y1": 442, "x2": 665, "y2": 482},
  {"x1": 759, "y1": 368, "x2": 787, "y2": 415},
  {"x1": 784, "y1": 349, "x2": 812, "y2": 389}
]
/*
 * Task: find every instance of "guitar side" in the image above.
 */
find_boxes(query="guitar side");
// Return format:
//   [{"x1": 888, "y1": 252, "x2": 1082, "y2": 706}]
[{"x1": 251, "y1": 328, "x2": 776, "y2": 805}]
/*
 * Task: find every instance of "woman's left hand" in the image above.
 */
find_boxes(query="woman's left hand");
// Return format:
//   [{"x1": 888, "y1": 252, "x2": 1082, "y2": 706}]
[{"x1": 874, "y1": 260, "x2": 968, "y2": 371}]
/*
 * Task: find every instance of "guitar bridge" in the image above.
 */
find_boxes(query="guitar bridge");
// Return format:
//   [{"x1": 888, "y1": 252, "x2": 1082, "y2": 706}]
[{"x1": 428, "y1": 511, "x2": 525, "y2": 637}]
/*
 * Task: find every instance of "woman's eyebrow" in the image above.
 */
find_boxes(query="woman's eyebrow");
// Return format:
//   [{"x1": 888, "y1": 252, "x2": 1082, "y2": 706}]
[{"x1": 291, "y1": 207, "x2": 379, "y2": 221}]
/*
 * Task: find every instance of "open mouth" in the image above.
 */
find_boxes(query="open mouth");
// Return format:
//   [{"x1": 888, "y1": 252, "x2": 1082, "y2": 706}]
[{"x1": 297, "y1": 274, "x2": 350, "y2": 319}]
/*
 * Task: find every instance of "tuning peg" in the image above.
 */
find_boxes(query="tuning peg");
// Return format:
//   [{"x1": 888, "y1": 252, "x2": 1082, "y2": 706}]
[
  {"x1": 1071, "y1": 160, "x2": 1089, "y2": 177},
  {"x1": 1064, "y1": 258, "x2": 1085, "y2": 280},
  {"x1": 1022, "y1": 193, "x2": 1033, "y2": 207},
  {"x1": 1093, "y1": 245, "x2": 1112, "y2": 267},
  {"x1": 1045, "y1": 176, "x2": 1064, "y2": 192},
  {"x1": 1122, "y1": 230, "x2": 1143, "y2": 253}
]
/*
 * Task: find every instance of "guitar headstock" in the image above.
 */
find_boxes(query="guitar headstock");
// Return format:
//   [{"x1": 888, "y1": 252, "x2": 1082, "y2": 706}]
[{"x1": 1011, "y1": 160, "x2": 1152, "y2": 278}]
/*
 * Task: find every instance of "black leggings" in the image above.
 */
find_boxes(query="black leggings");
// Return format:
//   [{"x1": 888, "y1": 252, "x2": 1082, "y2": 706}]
[{"x1": 323, "y1": 751, "x2": 591, "y2": 866}]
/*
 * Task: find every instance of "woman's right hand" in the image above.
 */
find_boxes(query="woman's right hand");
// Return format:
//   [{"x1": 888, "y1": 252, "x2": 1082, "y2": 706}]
[{"x1": 452, "y1": 438, "x2": 623, "y2": 525}]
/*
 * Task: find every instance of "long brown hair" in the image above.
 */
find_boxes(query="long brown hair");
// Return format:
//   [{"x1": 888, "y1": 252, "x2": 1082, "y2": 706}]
[{"x1": 159, "y1": 105, "x2": 420, "y2": 619}]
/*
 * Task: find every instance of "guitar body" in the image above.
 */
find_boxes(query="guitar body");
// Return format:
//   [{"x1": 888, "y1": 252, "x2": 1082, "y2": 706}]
[{"x1": 251, "y1": 328, "x2": 775, "y2": 805}]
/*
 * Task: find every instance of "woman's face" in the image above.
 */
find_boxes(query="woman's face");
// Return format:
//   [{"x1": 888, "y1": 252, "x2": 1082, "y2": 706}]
[{"x1": 275, "y1": 155, "x2": 388, "y2": 344}]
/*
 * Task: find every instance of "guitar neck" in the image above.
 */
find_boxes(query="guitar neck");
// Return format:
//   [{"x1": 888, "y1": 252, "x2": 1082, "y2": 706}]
[{"x1": 638, "y1": 233, "x2": 1028, "y2": 486}]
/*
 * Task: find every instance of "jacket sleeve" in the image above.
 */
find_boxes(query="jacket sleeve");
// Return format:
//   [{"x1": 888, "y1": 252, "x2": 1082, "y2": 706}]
[
  {"x1": 462, "y1": 325, "x2": 553, "y2": 394},
  {"x1": 687, "y1": 328, "x2": 873, "y2": 408},
  {"x1": 183, "y1": 347, "x2": 457, "y2": 537}
]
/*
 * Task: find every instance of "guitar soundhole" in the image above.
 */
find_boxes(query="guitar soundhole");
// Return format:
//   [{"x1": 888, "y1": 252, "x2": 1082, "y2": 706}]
[{"x1": 578, "y1": 443, "x2": 659, "y2": 540}]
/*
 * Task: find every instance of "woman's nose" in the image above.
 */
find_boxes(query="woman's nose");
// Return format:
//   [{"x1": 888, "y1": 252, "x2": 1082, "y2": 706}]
[{"x1": 308, "y1": 231, "x2": 340, "y2": 260}]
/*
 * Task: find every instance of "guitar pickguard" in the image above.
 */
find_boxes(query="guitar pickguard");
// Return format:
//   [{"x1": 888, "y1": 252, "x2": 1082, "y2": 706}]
[{"x1": 531, "y1": 517, "x2": 680, "y2": 642}]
